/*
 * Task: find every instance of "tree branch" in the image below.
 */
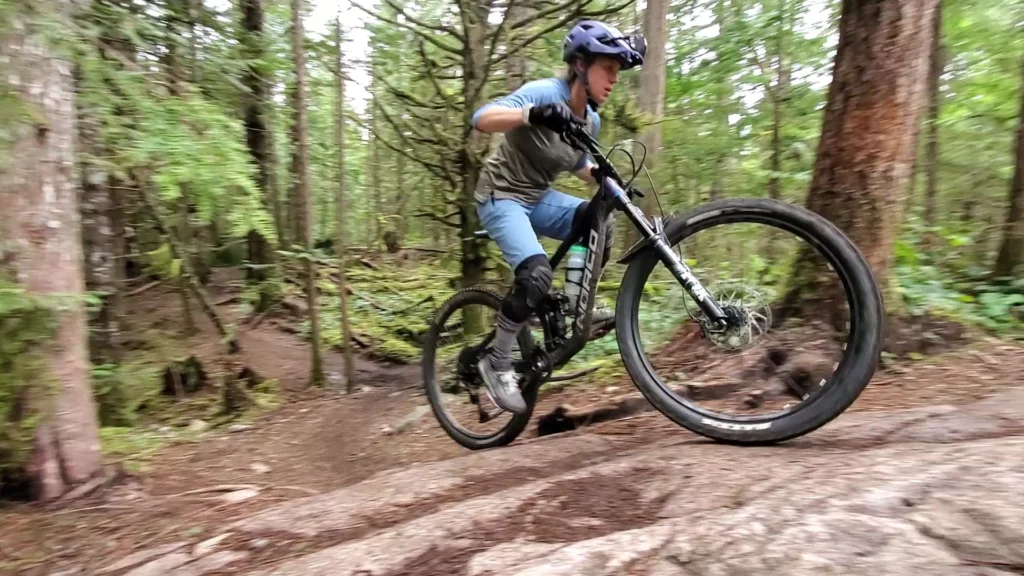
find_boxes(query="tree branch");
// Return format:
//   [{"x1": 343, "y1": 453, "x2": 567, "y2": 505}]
[
  {"x1": 413, "y1": 209, "x2": 462, "y2": 229},
  {"x1": 354, "y1": 112, "x2": 458, "y2": 190},
  {"x1": 483, "y1": 0, "x2": 518, "y2": 83},
  {"x1": 505, "y1": 0, "x2": 584, "y2": 31},
  {"x1": 133, "y1": 170, "x2": 240, "y2": 353},
  {"x1": 493, "y1": 0, "x2": 633, "y2": 66},
  {"x1": 378, "y1": 74, "x2": 450, "y2": 110},
  {"x1": 375, "y1": 97, "x2": 458, "y2": 149},
  {"x1": 382, "y1": 0, "x2": 465, "y2": 42},
  {"x1": 418, "y1": 41, "x2": 458, "y2": 109},
  {"x1": 747, "y1": 49, "x2": 777, "y2": 102},
  {"x1": 457, "y1": 0, "x2": 472, "y2": 50},
  {"x1": 581, "y1": 0, "x2": 636, "y2": 18},
  {"x1": 351, "y1": 2, "x2": 462, "y2": 56}
]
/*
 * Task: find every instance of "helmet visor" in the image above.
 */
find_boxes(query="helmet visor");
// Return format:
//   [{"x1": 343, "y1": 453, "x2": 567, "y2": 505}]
[{"x1": 599, "y1": 34, "x2": 647, "y2": 59}]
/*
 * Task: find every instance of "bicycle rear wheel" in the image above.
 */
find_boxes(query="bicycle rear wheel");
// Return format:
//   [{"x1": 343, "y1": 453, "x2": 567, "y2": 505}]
[
  {"x1": 616, "y1": 198, "x2": 884, "y2": 444},
  {"x1": 422, "y1": 287, "x2": 536, "y2": 450}
]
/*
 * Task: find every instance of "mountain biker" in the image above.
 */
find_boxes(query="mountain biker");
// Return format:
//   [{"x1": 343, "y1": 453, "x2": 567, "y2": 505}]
[{"x1": 471, "y1": 20, "x2": 646, "y2": 415}]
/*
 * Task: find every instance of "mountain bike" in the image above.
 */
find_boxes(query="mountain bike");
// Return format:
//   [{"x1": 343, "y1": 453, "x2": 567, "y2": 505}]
[{"x1": 422, "y1": 122, "x2": 885, "y2": 450}]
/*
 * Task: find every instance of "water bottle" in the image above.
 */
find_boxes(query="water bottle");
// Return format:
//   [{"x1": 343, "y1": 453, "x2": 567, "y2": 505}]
[{"x1": 564, "y1": 244, "x2": 587, "y2": 312}]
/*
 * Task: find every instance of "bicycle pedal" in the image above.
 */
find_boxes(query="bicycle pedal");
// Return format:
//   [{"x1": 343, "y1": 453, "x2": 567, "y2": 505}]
[{"x1": 587, "y1": 318, "x2": 616, "y2": 341}]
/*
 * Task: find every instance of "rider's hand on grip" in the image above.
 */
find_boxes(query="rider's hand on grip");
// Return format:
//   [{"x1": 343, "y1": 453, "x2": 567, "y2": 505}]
[{"x1": 527, "y1": 102, "x2": 584, "y2": 134}]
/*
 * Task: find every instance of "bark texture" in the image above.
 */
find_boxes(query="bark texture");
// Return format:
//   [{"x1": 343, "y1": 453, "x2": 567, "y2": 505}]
[
  {"x1": 992, "y1": 59, "x2": 1024, "y2": 279},
  {"x1": 459, "y1": 0, "x2": 490, "y2": 289},
  {"x1": 0, "y1": 0, "x2": 104, "y2": 500},
  {"x1": 923, "y1": 0, "x2": 944, "y2": 232},
  {"x1": 241, "y1": 0, "x2": 281, "y2": 252},
  {"x1": 78, "y1": 80, "x2": 121, "y2": 364},
  {"x1": 291, "y1": 0, "x2": 324, "y2": 385},
  {"x1": 335, "y1": 19, "x2": 356, "y2": 393},
  {"x1": 635, "y1": 0, "x2": 668, "y2": 239},
  {"x1": 803, "y1": 0, "x2": 939, "y2": 285}
]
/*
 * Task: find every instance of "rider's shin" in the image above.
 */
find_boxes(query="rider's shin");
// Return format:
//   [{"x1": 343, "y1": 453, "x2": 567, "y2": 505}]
[{"x1": 489, "y1": 311, "x2": 522, "y2": 371}]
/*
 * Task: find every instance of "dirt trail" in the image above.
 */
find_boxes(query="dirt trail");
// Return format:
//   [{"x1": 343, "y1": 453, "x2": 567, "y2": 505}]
[
  {"x1": 236, "y1": 325, "x2": 419, "y2": 392},
  {"x1": 3, "y1": 273, "x2": 1023, "y2": 575},
  {"x1": 35, "y1": 384, "x2": 1024, "y2": 576}
]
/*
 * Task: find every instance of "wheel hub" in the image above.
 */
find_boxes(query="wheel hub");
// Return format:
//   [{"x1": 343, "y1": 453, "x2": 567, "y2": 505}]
[{"x1": 697, "y1": 284, "x2": 773, "y2": 351}]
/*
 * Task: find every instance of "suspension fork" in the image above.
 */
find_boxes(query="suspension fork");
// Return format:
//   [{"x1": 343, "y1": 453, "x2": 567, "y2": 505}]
[{"x1": 604, "y1": 178, "x2": 729, "y2": 326}]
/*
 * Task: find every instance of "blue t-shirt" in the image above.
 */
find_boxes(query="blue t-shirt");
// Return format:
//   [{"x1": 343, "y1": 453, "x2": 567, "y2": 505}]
[{"x1": 472, "y1": 77, "x2": 601, "y2": 204}]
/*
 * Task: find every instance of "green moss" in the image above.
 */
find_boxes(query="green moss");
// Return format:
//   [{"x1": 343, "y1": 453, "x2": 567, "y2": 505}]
[
  {"x1": 99, "y1": 427, "x2": 170, "y2": 473},
  {"x1": 92, "y1": 362, "x2": 162, "y2": 427},
  {"x1": 251, "y1": 378, "x2": 280, "y2": 410},
  {"x1": 0, "y1": 284, "x2": 64, "y2": 482}
]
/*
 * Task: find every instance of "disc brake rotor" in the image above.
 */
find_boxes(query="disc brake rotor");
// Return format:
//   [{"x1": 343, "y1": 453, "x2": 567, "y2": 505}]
[{"x1": 695, "y1": 283, "x2": 773, "y2": 351}]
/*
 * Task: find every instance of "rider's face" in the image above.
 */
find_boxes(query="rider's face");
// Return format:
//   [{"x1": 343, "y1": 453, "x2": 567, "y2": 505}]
[{"x1": 586, "y1": 57, "x2": 621, "y2": 105}]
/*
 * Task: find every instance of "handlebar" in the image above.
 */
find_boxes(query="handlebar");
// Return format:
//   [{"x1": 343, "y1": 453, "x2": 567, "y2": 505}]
[{"x1": 559, "y1": 121, "x2": 639, "y2": 199}]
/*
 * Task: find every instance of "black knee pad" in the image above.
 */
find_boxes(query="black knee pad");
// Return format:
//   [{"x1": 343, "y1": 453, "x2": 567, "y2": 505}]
[{"x1": 500, "y1": 254, "x2": 552, "y2": 323}]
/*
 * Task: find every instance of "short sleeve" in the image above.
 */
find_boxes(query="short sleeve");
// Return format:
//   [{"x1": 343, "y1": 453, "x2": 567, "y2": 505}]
[{"x1": 471, "y1": 79, "x2": 565, "y2": 128}]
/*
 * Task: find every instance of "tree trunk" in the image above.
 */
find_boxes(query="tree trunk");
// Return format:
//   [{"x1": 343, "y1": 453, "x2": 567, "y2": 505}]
[
  {"x1": 98, "y1": 9, "x2": 134, "y2": 309},
  {"x1": 504, "y1": 3, "x2": 533, "y2": 92},
  {"x1": 335, "y1": 18, "x2": 356, "y2": 393},
  {"x1": 0, "y1": 0, "x2": 103, "y2": 500},
  {"x1": 240, "y1": 0, "x2": 276, "y2": 236},
  {"x1": 924, "y1": 0, "x2": 943, "y2": 234},
  {"x1": 240, "y1": 0, "x2": 276, "y2": 309},
  {"x1": 993, "y1": 59, "x2": 1024, "y2": 279},
  {"x1": 395, "y1": 147, "x2": 408, "y2": 242},
  {"x1": 459, "y1": 0, "x2": 490, "y2": 290},
  {"x1": 768, "y1": 0, "x2": 793, "y2": 202},
  {"x1": 371, "y1": 102, "x2": 382, "y2": 250},
  {"x1": 288, "y1": 85, "x2": 301, "y2": 248},
  {"x1": 631, "y1": 0, "x2": 668, "y2": 246},
  {"x1": 292, "y1": 0, "x2": 324, "y2": 386},
  {"x1": 177, "y1": 196, "x2": 198, "y2": 334},
  {"x1": 790, "y1": 0, "x2": 938, "y2": 314},
  {"x1": 78, "y1": 73, "x2": 121, "y2": 364},
  {"x1": 164, "y1": 0, "x2": 202, "y2": 327}
]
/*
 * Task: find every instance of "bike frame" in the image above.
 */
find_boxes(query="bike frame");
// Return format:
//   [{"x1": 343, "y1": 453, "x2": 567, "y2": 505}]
[{"x1": 523, "y1": 128, "x2": 730, "y2": 382}]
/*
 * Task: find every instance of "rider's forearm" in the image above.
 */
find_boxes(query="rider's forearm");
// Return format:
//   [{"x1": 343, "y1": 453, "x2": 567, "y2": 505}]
[
  {"x1": 474, "y1": 106, "x2": 529, "y2": 133},
  {"x1": 574, "y1": 162, "x2": 597, "y2": 184}
]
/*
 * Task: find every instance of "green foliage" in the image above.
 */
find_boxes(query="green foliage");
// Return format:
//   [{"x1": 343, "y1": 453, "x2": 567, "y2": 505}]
[
  {"x1": 91, "y1": 362, "x2": 161, "y2": 427},
  {"x1": 893, "y1": 224, "x2": 1024, "y2": 335},
  {"x1": 98, "y1": 426, "x2": 169, "y2": 473},
  {"x1": 316, "y1": 259, "x2": 457, "y2": 364},
  {"x1": 0, "y1": 285, "x2": 61, "y2": 479},
  {"x1": 73, "y1": 0, "x2": 276, "y2": 245}
]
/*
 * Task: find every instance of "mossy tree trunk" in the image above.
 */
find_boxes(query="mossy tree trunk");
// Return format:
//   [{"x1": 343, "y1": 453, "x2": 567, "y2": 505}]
[
  {"x1": 782, "y1": 0, "x2": 938, "y2": 321},
  {"x1": 0, "y1": 0, "x2": 104, "y2": 500},
  {"x1": 291, "y1": 0, "x2": 324, "y2": 386}
]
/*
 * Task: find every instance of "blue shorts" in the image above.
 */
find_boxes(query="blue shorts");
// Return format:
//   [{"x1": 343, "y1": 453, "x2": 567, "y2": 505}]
[{"x1": 476, "y1": 189, "x2": 584, "y2": 270}]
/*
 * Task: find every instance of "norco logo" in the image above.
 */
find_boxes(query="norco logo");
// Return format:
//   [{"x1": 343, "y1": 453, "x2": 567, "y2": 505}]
[{"x1": 574, "y1": 229, "x2": 600, "y2": 332}]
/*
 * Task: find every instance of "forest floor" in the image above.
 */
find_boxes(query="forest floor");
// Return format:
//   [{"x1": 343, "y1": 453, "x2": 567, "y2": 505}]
[{"x1": 2, "y1": 265, "x2": 1024, "y2": 575}]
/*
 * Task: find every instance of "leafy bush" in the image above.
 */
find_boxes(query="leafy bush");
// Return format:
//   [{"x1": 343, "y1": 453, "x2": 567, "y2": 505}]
[
  {"x1": 892, "y1": 230, "x2": 1024, "y2": 335},
  {"x1": 0, "y1": 285, "x2": 60, "y2": 482}
]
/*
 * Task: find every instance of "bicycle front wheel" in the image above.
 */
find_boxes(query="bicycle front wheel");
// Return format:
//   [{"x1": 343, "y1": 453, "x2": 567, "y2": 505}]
[{"x1": 616, "y1": 198, "x2": 884, "y2": 444}]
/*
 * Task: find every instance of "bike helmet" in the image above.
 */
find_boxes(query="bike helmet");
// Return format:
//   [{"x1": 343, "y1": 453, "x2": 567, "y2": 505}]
[{"x1": 562, "y1": 20, "x2": 646, "y2": 70}]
